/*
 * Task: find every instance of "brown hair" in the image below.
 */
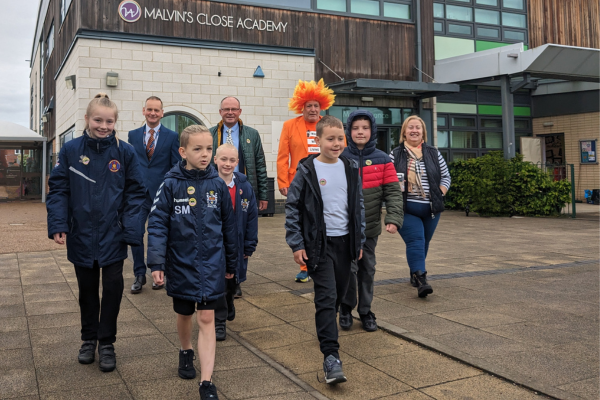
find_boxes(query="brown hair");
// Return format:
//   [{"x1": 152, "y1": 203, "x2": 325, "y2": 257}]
[
  {"x1": 316, "y1": 115, "x2": 343, "y2": 137},
  {"x1": 180, "y1": 125, "x2": 210, "y2": 148},
  {"x1": 400, "y1": 115, "x2": 427, "y2": 143},
  {"x1": 85, "y1": 93, "x2": 120, "y2": 145},
  {"x1": 145, "y1": 96, "x2": 163, "y2": 108}
]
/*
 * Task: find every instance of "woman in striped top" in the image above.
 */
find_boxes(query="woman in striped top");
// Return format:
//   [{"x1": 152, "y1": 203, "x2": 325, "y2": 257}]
[{"x1": 390, "y1": 116, "x2": 451, "y2": 298}]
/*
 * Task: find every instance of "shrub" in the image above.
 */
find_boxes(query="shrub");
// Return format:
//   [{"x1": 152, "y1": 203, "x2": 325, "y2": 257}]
[{"x1": 445, "y1": 151, "x2": 571, "y2": 217}]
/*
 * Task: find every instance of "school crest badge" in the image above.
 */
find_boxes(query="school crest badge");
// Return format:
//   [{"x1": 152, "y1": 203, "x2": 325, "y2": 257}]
[
  {"x1": 241, "y1": 199, "x2": 249, "y2": 212},
  {"x1": 206, "y1": 190, "x2": 218, "y2": 208},
  {"x1": 108, "y1": 160, "x2": 121, "y2": 172},
  {"x1": 189, "y1": 198, "x2": 197, "y2": 207},
  {"x1": 79, "y1": 155, "x2": 90, "y2": 165},
  {"x1": 187, "y1": 186, "x2": 195, "y2": 195}
]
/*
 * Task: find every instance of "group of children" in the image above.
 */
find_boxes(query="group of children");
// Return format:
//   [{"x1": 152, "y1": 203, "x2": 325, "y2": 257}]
[{"x1": 46, "y1": 92, "x2": 405, "y2": 397}]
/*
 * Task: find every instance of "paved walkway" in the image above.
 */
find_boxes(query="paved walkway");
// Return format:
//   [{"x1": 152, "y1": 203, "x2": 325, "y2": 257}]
[{"x1": 0, "y1": 203, "x2": 597, "y2": 399}]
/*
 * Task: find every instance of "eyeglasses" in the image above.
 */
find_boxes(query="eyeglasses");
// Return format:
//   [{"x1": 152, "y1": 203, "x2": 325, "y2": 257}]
[{"x1": 220, "y1": 108, "x2": 240, "y2": 113}]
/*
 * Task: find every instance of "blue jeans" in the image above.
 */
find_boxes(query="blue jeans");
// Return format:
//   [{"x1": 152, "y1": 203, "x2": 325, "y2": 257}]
[{"x1": 398, "y1": 201, "x2": 441, "y2": 274}]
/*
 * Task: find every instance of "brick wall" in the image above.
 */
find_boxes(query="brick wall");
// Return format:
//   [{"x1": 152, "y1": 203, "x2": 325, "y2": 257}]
[
  {"x1": 533, "y1": 112, "x2": 600, "y2": 201},
  {"x1": 54, "y1": 38, "x2": 316, "y2": 203}
]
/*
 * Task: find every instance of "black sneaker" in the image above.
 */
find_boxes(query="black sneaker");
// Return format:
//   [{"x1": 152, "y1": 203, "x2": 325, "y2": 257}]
[
  {"x1": 178, "y1": 349, "x2": 196, "y2": 379},
  {"x1": 410, "y1": 274, "x2": 418, "y2": 288},
  {"x1": 234, "y1": 284, "x2": 242, "y2": 299},
  {"x1": 323, "y1": 355, "x2": 347, "y2": 385},
  {"x1": 199, "y1": 380, "x2": 219, "y2": 399},
  {"x1": 215, "y1": 325, "x2": 226, "y2": 341},
  {"x1": 412, "y1": 271, "x2": 433, "y2": 298},
  {"x1": 339, "y1": 307, "x2": 353, "y2": 331},
  {"x1": 78, "y1": 340, "x2": 97, "y2": 364},
  {"x1": 359, "y1": 311, "x2": 378, "y2": 332},
  {"x1": 98, "y1": 344, "x2": 116, "y2": 372}
]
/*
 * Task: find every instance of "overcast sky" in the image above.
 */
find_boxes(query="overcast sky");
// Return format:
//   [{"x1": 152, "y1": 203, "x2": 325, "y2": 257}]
[{"x1": 0, "y1": 0, "x2": 39, "y2": 129}]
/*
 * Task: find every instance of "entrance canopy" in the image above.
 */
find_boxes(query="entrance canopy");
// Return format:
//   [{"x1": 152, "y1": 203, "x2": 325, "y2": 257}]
[
  {"x1": 327, "y1": 78, "x2": 460, "y2": 98},
  {"x1": 434, "y1": 43, "x2": 600, "y2": 84},
  {"x1": 0, "y1": 120, "x2": 48, "y2": 202}
]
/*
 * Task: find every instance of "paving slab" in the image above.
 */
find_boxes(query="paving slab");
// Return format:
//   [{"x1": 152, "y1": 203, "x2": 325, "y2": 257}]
[{"x1": 421, "y1": 374, "x2": 543, "y2": 400}]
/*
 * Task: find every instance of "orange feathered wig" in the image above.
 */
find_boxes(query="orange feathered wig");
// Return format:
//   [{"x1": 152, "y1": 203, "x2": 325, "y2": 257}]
[{"x1": 288, "y1": 79, "x2": 336, "y2": 114}]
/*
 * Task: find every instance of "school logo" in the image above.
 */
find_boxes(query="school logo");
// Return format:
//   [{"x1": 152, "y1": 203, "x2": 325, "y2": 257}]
[
  {"x1": 189, "y1": 198, "x2": 197, "y2": 207},
  {"x1": 246, "y1": 139, "x2": 251, "y2": 143},
  {"x1": 366, "y1": 160, "x2": 372, "y2": 166},
  {"x1": 206, "y1": 191, "x2": 218, "y2": 208},
  {"x1": 118, "y1": 0, "x2": 141, "y2": 23},
  {"x1": 241, "y1": 199, "x2": 250, "y2": 212},
  {"x1": 319, "y1": 178, "x2": 326, "y2": 186},
  {"x1": 187, "y1": 186, "x2": 195, "y2": 195},
  {"x1": 108, "y1": 160, "x2": 121, "y2": 172},
  {"x1": 79, "y1": 155, "x2": 90, "y2": 165}
]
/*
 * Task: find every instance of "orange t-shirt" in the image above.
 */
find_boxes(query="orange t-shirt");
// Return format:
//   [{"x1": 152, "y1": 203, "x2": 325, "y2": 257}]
[{"x1": 305, "y1": 121, "x2": 319, "y2": 155}]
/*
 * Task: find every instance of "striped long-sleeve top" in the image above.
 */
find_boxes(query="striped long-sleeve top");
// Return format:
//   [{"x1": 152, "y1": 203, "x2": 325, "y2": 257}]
[{"x1": 390, "y1": 149, "x2": 451, "y2": 205}]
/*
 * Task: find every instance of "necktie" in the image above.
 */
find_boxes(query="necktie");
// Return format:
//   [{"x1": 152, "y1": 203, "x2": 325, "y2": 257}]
[
  {"x1": 226, "y1": 129, "x2": 234, "y2": 145},
  {"x1": 146, "y1": 129, "x2": 155, "y2": 161}
]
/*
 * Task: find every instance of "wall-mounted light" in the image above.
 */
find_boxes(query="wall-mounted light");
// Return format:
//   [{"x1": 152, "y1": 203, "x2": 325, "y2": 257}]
[
  {"x1": 543, "y1": 122, "x2": 554, "y2": 127},
  {"x1": 41, "y1": 113, "x2": 49, "y2": 123},
  {"x1": 106, "y1": 71, "x2": 119, "y2": 87},
  {"x1": 361, "y1": 97, "x2": 374, "y2": 102},
  {"x1": 65, "y1": 75, "x2": 76, "y2": 90}
]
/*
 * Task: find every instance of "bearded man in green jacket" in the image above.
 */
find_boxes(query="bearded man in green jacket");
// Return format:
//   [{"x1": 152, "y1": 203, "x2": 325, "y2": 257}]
[{"x1": 210, "y1": 96, "x2": 269, "y2": 211}]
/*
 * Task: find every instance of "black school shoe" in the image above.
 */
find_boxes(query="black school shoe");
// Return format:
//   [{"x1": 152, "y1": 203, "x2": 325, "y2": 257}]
[
  {"x1": 412, "y1": 271, "x2": 433, "y2": 298},
  {"x1": 215, "y1": 324, "x2": 226, "y2": 341},
  {"x1": 359, "y1": 311, "x2": 378, "y2": 332},
  {"x1": 339, "y1": 306, "x2": 353, "y2": 331},
  {"x1": 323, "y1": 355, "x2": 347, "y2": 385},
  {"x1": 98, "y1": 344, "x2": 116, "y2": 372},
  {"x1": 199, "y1": 380, "x2": 219, "y2": 399},
  {"x1": 131, "y1": 275, "x2": 146, "y2": 294},
  {"x1": 78, "y1": 340, "x2": 97, "y2": 364},
  {"x1": 178, "y1": 349, "x2": 196, "y2": 379},
  {"x1": 234, "y1": 284, "x2": 242, "y2": 299}
]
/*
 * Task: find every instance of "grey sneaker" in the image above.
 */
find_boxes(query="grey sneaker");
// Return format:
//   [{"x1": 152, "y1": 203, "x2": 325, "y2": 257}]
[
  {"x1": 78, "y1": 340, "x2": 97, "y2": 364},
  {"x1": 323, "y1": 355, "x2": 347, "y2": 385}
]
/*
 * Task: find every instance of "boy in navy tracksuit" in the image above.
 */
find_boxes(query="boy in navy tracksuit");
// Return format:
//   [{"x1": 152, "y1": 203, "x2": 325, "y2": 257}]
[
  {"x1": 46, "y1": 94, "x2": 148, "y2": 373},
  {"x1": 147, "y1": 125, "x2": 237, "y2": 400},
  {"x1": 213, "y1": 143, "x2": 259, "y2": 341},
  {"x1": 285, "y1": 116, "x2": 366, "y2": 385}
]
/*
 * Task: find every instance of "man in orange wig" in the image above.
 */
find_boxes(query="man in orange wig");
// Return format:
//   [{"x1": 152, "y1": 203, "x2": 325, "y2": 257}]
[{"x1": 277, "y1": 79, "x2": 336, "y2": 283}]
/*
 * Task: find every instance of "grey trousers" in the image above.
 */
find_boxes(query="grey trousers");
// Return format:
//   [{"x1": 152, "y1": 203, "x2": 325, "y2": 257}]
[{"x1": 341, "y1": 236, "x2": 378, "y2": 315}]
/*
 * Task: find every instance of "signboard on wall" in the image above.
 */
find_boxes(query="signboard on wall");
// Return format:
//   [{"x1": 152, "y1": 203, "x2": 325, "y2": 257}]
[{"x1": 580, "y1": 140, "x2": 597, "y2": 164}]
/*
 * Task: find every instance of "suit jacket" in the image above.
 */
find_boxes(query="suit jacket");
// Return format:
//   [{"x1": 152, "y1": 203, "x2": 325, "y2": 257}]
[{"x1": 128, "y1": 124, "x2": 180, "y2": 201}]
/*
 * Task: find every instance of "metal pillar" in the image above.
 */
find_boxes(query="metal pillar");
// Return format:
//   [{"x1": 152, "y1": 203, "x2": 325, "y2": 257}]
[
  {"x1": 500, "y1": 75, "x2": 516, "y2": 159},
  {"x1": 41, "y1": 140, "x2": 47, "y2": 203}
]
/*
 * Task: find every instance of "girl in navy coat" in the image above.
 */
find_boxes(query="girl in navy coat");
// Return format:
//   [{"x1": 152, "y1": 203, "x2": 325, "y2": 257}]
[
  {"x1": 46, "y1": 93, "x2": 148, "y2": 372},
  {"x1": 147, "y1": 125, "x2": 237, "y2": 399},
  {"x1": 213, "y1": 144, "x2": 259, "y2": 340}
]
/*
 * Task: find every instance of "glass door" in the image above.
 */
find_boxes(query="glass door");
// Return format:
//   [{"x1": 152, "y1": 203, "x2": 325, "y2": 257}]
[
  {"x1": 0, "y1": 147, "x2": 22, "y2": 200},
  {"x1": 21, "y1": 147, "x2": 43, "y2": 199}
]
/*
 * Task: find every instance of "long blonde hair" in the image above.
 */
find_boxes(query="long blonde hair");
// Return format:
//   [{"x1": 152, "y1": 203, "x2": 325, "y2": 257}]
[
  {"x1": 85, "y1": 93, "x2": 120, "y2": 146},
  {"x1": 399, "y1": 115, "x2": 427, "y2": 144}
]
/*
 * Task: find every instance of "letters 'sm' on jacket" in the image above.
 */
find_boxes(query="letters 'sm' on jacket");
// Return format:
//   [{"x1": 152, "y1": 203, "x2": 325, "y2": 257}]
[
  {"x1": 229, "y1": 172, "x2": 259, "y2": 283},
  {"x1": 285, "y1": 154, "x2": 366, "y2": 269},
  {"x1": 46, "y1": 132, "x2": 148, "y2": 268},
  {"x1": 147, "y1": 162, "x2": 238, "y2": 303},
  {"x1": 342, "y1": 110, "x2": 404, "y2": 238}
]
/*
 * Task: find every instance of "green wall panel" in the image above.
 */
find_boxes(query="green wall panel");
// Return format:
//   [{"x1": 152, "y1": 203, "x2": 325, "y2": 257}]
[
  {"x1": 478, "y1": 105, "x2": 531, "y2": 116},
  {"x1": 476, "y1": 40, "x2": 509, "y2": 52},
  {"x1": 437, "y1": 103, "x2": 478, "y2": 114},
  {"x1": 434, "y1": 36, "x2": 475, "y2": 61}
]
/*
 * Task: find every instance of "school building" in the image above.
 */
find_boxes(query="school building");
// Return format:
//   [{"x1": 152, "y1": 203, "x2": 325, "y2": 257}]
[{"x1": 25, "y1": 0, "x2": 599, "y2": 204}]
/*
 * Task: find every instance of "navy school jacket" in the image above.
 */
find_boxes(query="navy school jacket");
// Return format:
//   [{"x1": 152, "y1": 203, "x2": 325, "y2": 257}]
[
  {"x1": 228, "y1": 172, "x2": 258, "y2": 283},
  {"x1": 147, "y1": 162, "x2": 238, "y2": 303},
  {"x1": 46, "y1": 132, "x2": 148, "y2": 268}
]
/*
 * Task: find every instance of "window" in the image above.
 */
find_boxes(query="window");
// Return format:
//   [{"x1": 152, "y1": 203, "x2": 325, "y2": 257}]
[
  {"x1": 317, "y1": 0, "x2": 346, "y2": 12},
  {"x1": 503, "y1": 0, "x2": 523, "y2": 9},
  {"x1": 433, "y1": 3, "x2": 444, "y2": 18},
  {"x1": 514, "y1": 119, "x2": 529, "y2": 129},
  {"x1": 502, "y1": 12, "x2": 526, "y2": 28},
  {"x1": 446, "y1": 5, "x2": 472, "y2": 21},
  {"x1": 351, "y1": 0, "x2": 380, "y2": 15},
  {"x1": 448, "y1": 23, "x2": 472, "y2": 35},
  {"x1": 45, "y1": 25, "x2": 54, "y2": 61},
  {"x1": 475, "y1": 9, "x2": 499, "y2": 24},
  {"x1": 60, "y1": 0, "x2": 73, "y2": 24},
  {"x1": 481, "y1": 132, "x2": 503, "y2": 148},
  {"x1": 437, "y1": 131, "x2": 449, "y2": 147},
  {"x1": 477, "y1": 26, "x2": 500, "y2": 38},
  {"x1": 451, "y1": 131, "x2": 478, "y2": 148},
  {"x1": 481, "y1": 118, "x2": 502, "y2": 128},
  {"x1": 452, "y1": 117, "x2": 476, "y2": 127},
  {"x1": 161, "y1": 112, "x2": 203, "y2": 136},
  {"x1": 60, "y1": 127, "x2": 75, "y2": 148},
  {"x1": 434, "y1": 20, "x2": 444, "y2": 32},
  {"x1": 437, "y1": 116, "x2": 447, "y2": 127},
  {"x1": 504, "y1": 29, "x2": 525, "y2": 41},
  {"x1": 476, "y1": 0, "x2": 497, "y2": 5},
  {"x1": 384, "y1": 2, "x2": 410, "y2": 19}
]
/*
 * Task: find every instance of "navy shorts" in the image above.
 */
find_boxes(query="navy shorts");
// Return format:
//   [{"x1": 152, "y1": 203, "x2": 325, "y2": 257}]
[{"x1": 172, "y1": 297, "x2": 218, "y2": 315}]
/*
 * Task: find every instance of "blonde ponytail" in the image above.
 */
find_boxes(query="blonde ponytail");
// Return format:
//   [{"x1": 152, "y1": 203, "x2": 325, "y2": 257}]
[{"x1": 85, "y1": 93, "x2": 120, "y2": 146}]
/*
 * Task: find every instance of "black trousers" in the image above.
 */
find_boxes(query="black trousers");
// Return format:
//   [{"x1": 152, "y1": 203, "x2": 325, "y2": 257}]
[
  {"x1": 308, "y1": 235, "x2": 353, "y2": 360},
  {"x1": 74, "y1": 260, "x2": 124, "y2": 345},
  {"x1": 342, "y1": 236, "x2": 378, "y2": 315},
  {"x1": 215, "y1": 278, "x2": 236, "y2": 326}
]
